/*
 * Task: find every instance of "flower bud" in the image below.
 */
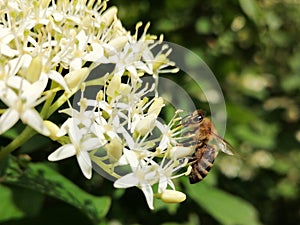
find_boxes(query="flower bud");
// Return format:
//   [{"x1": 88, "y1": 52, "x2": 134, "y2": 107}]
[
  {"x1": 148, "y1": 97, "x2": 164, "y2": 116},
  {"x1": 106, "y1": 75, "x2": 121, "y2": 98},
  {"x1": 169, "y1": 146, "x2": 195, "y2": 159},
  {"x1": 96, "y1": 90, "x2": 104, "y2": 101},
  {"x1": 152, "y1": 54, "x2": 167, "y2": 72},
  {"x1": 159, "y1": 190, "x2": 186, "y2": 203},
  {"x1": 120, "y1": 83, "x2": 131, "y2": 96},
  {"x1": 101, "y1": 6, "x2": 118, "y2": 26},
  {"x1": 109, "y1": 36, "x2": 128, "y2": 51},
  {"x1": 40, "y1": 0, "x2": 51, "y2": 8},
  {"x1": 64, "y1": 68, "x2": 89, "y2": 90},
  {"x1": 43, "y1": 120, "x2": 60, "y2": 140},
  {"x1": 26, "y1": 56, "x2": 42, "y2": 83},
  {"x1": 135, "y1": 114, "x2": 156, "y2": 136},
  {"x1": 105, "y1": 138, "x2": 123, "y2": 163},
  {"x1": 135, "y1": 97, "x2": 148, "y2": 112}
]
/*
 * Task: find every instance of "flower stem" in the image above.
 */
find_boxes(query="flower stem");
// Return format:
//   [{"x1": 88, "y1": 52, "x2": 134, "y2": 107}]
[
  {"x1": 47, "y1": 77, "x2": 106, "y2": 118},
  {"x1": 90, "y1": 154, "x2": 121, "y2": 180},
  {"x1": 40, "y1": 82, "x2": 58, "y2": 119},
  {"x1": 0, "y1": 126, "x2": 36, "y2": 160},
  {"x1": 47, "y1": 91, "x2": 72, "y2": 118}
]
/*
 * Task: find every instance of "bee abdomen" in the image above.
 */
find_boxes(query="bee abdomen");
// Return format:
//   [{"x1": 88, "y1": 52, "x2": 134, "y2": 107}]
[
  {"x1": 189, "y1": 160, "x2": 214, "y2": 184},
  {"x1": 189, "y1": 145, "x2": 218, "y2": 184}
]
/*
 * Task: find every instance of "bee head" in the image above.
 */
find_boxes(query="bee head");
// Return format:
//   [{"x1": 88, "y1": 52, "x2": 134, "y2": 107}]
[
  {"x1": 180, "y1": 109, "x2": 206, "y2": 127},
  {"x1": 191, "y1": 110, "x2": 205, "y2": 124}
]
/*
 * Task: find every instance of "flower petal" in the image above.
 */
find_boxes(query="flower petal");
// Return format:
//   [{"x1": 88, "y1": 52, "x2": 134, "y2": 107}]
[
  {"x1": 70, "y1": 58, "x2": 82, "y2": 70},
  {"x1": 21, "y1": 109, "x2": 50, "y2": 136},
  {"x1": 118, "y1": 149, "x2": 139, "y2": 169},
  {"x1": 7, "y1": 55, "x2": 32, "y2": 77},
  {"x1": 48, "y1": 70, "x2": 70, "y2": 91},
  {"x1": 48, "y1": 144, "x2": 76, "y2": 161},
  {"x1": 7, "y1": 75, "x2": 31, "y2": 91},
  {"x1": 141, "y1": 184, "x2": 154, "y2": 210},
  {"x1": 83, "y1": 42, "x2": 104, "y2": 61},
  {"x1": 77, "y1": 150, "x2": 92, "y2": 179},
  {"x1": 0, "y1": 42, "x2": 19, "y2": 57},
  {"x1": 22, "y1": 78, "x2": 48, "y2": 105},
  {"x1": 82, "y1": 137, "x2": 102, "y2": 151},
  {"x1": 67, "y1": 120, "x2": 82, "y2": 144},
  {"x1": 56, "y1": 118, "x2": 72, "y2": 137},
  {"x1": 158, "y1": 177, "x2": 168, "y2": 193},
  {"x1": 0, "y1": 86, "x2": 18, "y2": 107},
  {"x1": 114, "y1": 173, "x2": 139, "y2": 188},
  {"x1": 0, "y1": 108, "x2": 19, "y2": 134}
]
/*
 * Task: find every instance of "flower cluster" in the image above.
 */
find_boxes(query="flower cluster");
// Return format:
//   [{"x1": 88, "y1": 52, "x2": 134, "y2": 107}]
[
  {"x1": 0, "y1": 0, "x2": 125, "y2": 133},
  {"x1": 50, "y1": 79, "x2": 191, "y2": 209},
  {"x1": 0, "y1": 0, "x2": 190, "y2": 209}
]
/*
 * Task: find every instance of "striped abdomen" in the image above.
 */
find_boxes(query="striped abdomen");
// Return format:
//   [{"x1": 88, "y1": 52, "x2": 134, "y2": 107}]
[{"x1": 189, "y1": 144, "x2": 218, "y2": 184}]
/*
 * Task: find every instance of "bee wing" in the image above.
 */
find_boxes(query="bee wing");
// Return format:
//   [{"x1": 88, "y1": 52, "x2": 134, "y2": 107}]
[
  {"x1": 217, "y1": 139, "x2": 235, "y2": 155},
  {"x1": 211, "y1": 132, "x2": 235, "y2": 156}
]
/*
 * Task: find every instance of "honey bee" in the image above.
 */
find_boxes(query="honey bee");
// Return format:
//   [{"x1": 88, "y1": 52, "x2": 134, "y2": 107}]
[{"x1": 180, "y1": 110, "x2": 234, "y2": 184}]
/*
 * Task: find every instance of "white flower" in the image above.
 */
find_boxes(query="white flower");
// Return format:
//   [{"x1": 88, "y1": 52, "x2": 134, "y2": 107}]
[
  {"x1": 0, "y1": 28, "x2": 19, "y2": 58},
  {"x1": 0, "y1": 77, "x2": 49, "y2": 135},
  {"x1": 113, "y1": 151, "x2": 186, "y2": 209},
  {"x1": 48, "y1": 118, "x2": 103, "y2": 179},
  {"x1": 156, "y1": 161, "x2": 176, "y2": 193},
  {"x1": 114, "y1": 162, "x2": 159, "y2": 210},
  {"x1": 108, "y1": 40, "x2": 153, "y2": 78},
  {"x1": 83, "y1": 61, "x2": 185, "y2": 209},
  {"x1": 0, "y1": 0, "x2": 186, "y2": 209},
  {"x1": 0, "y1": 0, "x2": 129, "y2": 93}
]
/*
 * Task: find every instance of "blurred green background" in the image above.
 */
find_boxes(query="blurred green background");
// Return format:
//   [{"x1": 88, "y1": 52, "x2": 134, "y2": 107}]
[{"x1": 1, "y1": 0, "x2": 300, "y2": 224}]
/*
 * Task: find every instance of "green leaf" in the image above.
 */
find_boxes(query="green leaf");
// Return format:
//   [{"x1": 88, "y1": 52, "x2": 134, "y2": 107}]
[
  {"x1": 0, "y1": 156, "x2": 9, "y2": 177},
  {"x1": 239, "y1": 0, "x2": 264, "y2": 25},
  {"x1": 10, "y1": 186, "x2": 45, "y2": 217},
  {"x1": 233, "y1": 122, "x2": 278, "y2": 149},
  {"x1": 282, "y1": 74, "x2": 300, "y2": 92},
  {"x1": 0, "y1": 185, "x2": 24, "y2": 222},
  {"x1": 1, "y1": 128, "x2": 18, "y2": 140},
  {"x1": 195, "y1": 18, "x2": 212, "y2": 34},
  {"x1": 2, "y1": 156, "x2": 111, "y2": 225},
  {"x1": 185, "y1": 181, "x2": 262, "y2": 225},
  {"x1": 156, "y1": 19, "x2": 179, "y2": 32}
]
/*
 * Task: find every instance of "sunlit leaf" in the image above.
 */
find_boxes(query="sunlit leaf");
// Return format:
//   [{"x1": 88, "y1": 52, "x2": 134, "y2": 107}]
[
  {"x1": 239, "y1": 0, "x2": 264, "y2": 25},
  {"x1": 185, "y1": 181, "x2": 262, "y2": 225}
]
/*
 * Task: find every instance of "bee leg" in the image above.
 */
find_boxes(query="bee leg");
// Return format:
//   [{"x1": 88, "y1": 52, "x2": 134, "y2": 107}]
[
  {"x1": 178, "y1": 139, "x2": 198, "y2": 147},
  {"x1": 188, "y1": 164, "x2": 205, "y2": 184},
  {"x1": 187, "y1": 155, "x2": 197, "y2": 163},
  {"x1": 189, "y1": 172, "x2": 203, "y2": 184}
]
